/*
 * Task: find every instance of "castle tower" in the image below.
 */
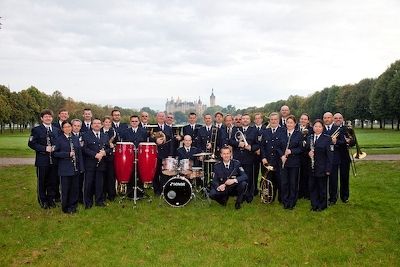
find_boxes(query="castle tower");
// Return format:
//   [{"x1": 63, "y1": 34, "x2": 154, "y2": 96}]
[{"x1": 210, "y1": 89, "x2": 215, "y2": 107}]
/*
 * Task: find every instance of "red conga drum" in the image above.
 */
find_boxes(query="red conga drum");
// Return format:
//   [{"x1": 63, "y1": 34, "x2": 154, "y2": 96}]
[
  {"x1": 138, "y1": 142, "x2": 158, "y2": 184},
  {"x1": 114, "y1": 142, "x2": 135, "y2": 184}
]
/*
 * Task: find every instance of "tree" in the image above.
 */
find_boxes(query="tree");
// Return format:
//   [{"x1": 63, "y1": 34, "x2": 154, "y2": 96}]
[
  {"x1": 0, "y1": 95, "x2": 11, "y2": 133},
  {"x1": 347, "y1": 79, "x2": 374, "y2": 128},
  {"x1": 387, "y1": 70, "x2": 400, "y2": 130}
]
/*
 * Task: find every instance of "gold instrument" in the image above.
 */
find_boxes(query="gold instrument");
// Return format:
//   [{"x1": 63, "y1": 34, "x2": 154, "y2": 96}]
[
  {"x1": 346, "y1": 121, "x2": 366, "y2": 160},
  {"x1": 206, "y1": 126, "x2": 218, "y2": 159},
  {"x1": 260, "y1": 162, "x2": 274, "y2": 204},
  {"x1": 234, "y1": 130, "x2": 249, "y2": 147},
  {"x1": 330, "y1": 125, "x2": 342, "y2": 140},
  {"x1": 68, "y1": 135, "x2": 78, "y2": 172},
  {"x1": 150, "y1": 126, "x2": 166, "y2": 144}
]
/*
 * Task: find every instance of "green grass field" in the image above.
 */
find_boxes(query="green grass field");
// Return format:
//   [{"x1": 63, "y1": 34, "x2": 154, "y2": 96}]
[
  {"x1": 0, "y1": 162, "x2": 399, "y2": 266},
  {"x1": 0, "y1": 128, "x2": 398, "y2": 157}
]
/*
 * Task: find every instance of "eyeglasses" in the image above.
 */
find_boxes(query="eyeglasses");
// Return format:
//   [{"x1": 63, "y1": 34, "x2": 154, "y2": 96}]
[{"x1": 141, "y1": 115, "x2": 148, "y2": 117}]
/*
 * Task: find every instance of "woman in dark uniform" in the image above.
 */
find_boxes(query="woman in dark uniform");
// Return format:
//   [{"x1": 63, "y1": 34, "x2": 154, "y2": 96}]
[
  {"x1": 54, "y1": 121, "x2": 84, "y2": 214},
  {"x1": 307, "y1": 119, "x2": 333, "y2": 212}
]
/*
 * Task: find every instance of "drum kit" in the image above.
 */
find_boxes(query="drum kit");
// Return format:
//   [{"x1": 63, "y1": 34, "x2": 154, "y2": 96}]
[{"x1": 114, "y1": 141, "x2": 220, "y2": 207}]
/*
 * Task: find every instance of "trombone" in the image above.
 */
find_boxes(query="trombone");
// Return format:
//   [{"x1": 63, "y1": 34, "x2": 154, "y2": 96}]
[
  {"x1": 345, "y1": 121, "x2": 367, "y2": 176},
  {"x1": 206, "y1": 126, "x2": 218, "y2": 159}
]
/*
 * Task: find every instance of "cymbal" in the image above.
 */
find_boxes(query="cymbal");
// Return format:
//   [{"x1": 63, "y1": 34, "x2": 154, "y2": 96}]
[
  {"x1": 193, "y1": 152, "x2": 212, "y2": 157},
  {"x1": 204, "y1": 159, "x2": 219, "y2": 163}
]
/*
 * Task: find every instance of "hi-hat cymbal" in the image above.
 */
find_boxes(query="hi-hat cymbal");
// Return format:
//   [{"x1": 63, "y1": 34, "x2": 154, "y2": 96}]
[
  {"x1": 193, "y1": 152, "x2": 212, "y2": 157},
  {"x1": 204, "y1": 158, "x2": 219, "y2": 163}
]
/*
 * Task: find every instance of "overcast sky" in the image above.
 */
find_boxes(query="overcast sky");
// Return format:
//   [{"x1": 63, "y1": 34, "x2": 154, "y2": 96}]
[{"x1": 1, "y1": 0, "x2": 399, "y2": 111}]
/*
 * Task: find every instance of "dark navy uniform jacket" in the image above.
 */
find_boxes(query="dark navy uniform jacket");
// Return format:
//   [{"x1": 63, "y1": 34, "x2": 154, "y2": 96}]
[
  {"x1": 229, "y1": 126, "x2": 260, "y2": 165},
  {"x1": 197, "y1": 125, "x2": 227, "y2": 152},
  {"x1": 102, "y1": 128, "x2": 117, "y2": 161},
  {"x1": 211, "y1": 159, "x2": 248, "y2": 189},
  {"x1": 53, "y1": 134, "x2": 85, "y2": 176},
  {"x1": 182, "y1": 124, "x2": 201, "y2": 146},
  {"x1": 112, "y1": 122, "x2": 128, "y2": 141},
  {"x1": 176, "y1": 146, "x2": 202, "y2": 162},
  {"x1": 260, "y1": 126, "x2": 285, "y2": 168},
  {"x1": 52, "y1": 121, "x2": 63, "y2": 130},
  {"x1": 28, "y1": 124, "x2": 62, "y2": 167},
  {"x1": 120, "y1": 127, "x2": 148, "y2": 148},
  {"x1": 277, "y1": 129, "x2": 304, "y2": 168},
  {"x1": 80, "y1": 122, "x2": 92, "y2": 133},
  {"x1": 307, "y1": 134, "x2": 334, "y2": 177},
  {"x1": 323, "y1": 124, "x2": 345, "y2": 165},
  {"x1": 82, "y1": 131, "x2": 111, "y2": 171}
]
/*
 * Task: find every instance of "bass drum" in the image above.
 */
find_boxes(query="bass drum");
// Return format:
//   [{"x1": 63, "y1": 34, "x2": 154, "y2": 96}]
[{"x1": 162, "y1": 176, "x2": 193, "y2": 207}]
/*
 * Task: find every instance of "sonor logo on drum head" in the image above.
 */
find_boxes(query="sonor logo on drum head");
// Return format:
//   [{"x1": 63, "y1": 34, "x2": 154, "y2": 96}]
[{"x1": 170, "y1": 182, "x2": 186, "y2": 186}]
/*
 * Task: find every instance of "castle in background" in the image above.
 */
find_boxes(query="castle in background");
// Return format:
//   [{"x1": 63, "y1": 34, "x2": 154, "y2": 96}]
[{"x1": 165, "y1": 89, "x2": 216, "y2": 116}]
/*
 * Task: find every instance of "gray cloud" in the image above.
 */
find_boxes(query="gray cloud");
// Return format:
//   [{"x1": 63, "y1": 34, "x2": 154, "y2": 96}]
[{"x1": 1, "y1": 0, "x2": 399, "y2": 110}]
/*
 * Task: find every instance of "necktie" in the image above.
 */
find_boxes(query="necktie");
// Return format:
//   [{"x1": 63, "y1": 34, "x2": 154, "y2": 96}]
[
  {"x1": 272, "y1": 128, "x2": 275, "y2": 134},
  {"x1": 186, "y1": 148, "x2": 190, "y2": 153},
  {"x1": 288, "y1": 132, "x2": 291, "y2": 138},
  {"x1": 96, "y1": 133, "x2": 100, "y2": 140},
  {"x1": 133, "y1": 129, "x2": 136, "y2": 134},
  {"x1": 87, "y1": 123, "x2": 90, "y2": 129},
  {"x1": 192, "y1": 125, "x2": 194, "y2": 131},
  {"x1": 225, "y1": 164, "x2": 229, "y2": 169},
  {"x1": 314, "y1": 135, "x2": 318, "y2": 143}
]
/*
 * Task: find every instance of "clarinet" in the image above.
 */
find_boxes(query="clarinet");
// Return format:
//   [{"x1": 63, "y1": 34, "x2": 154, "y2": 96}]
[
  {"x1": 46, "y1": 128, "x2": 53, "y2": 165},
  {"x1": 310, "y1": 134, "x2": 315, "y2": 171},
  {"x1": 282, "y1": 132, "x2": 292, "y2": 168},
  {"x1": 69, "y1": 135, "x2": 78, "y2": 172}
]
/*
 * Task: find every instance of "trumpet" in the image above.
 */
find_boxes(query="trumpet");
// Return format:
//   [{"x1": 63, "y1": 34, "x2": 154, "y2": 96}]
[
  {"x1": 330, "y1": 125, "x2": 342, "y2": 140},
  {"x1": 234, "y1": 130, "x2": 248, "y2": 147},
  {"x1": 260, "y1": 162, "x2": 274, "y2": 204}
]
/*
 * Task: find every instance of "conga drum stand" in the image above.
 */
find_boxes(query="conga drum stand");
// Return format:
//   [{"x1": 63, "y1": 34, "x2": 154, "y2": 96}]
[{"x1": 132, "y1": 147, "x2": 152, "y2": 206}]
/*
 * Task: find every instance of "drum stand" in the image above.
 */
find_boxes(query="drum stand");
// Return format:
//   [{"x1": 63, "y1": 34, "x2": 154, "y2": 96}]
[
  {"x1": 193, "y1": 160, "x2": 210, "y2": 203},
  {"x1": 133, "y1": 148, "x2": 152, "y2": 205}
]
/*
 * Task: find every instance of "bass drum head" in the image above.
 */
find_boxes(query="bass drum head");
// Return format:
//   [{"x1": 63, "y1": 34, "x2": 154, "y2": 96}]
[{"x1": 162, "y1": 176, "x2": 193, "y2": 207}]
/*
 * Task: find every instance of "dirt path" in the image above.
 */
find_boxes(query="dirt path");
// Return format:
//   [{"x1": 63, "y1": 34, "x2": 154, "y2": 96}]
[{"x1": 0, "y1": 154, "x2": 399, "y2": 167}]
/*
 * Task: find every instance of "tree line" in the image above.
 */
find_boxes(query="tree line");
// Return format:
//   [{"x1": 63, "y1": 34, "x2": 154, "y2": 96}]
[{"x1": 1, "y1": 59, "x2": 399, "y2": 133}]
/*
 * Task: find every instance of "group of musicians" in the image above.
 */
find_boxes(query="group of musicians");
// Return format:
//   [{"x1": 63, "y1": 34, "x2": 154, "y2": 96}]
[{"x1": 28, "y1": 105, "x2": 355, "y2": 213}]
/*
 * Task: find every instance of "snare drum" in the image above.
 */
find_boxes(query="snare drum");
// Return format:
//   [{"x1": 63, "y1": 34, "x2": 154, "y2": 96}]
[
  {"x1": 162, "y1": 157, "x2": 178, "y2": 176},
  {"x1": 189, "y1": 167, "x2": 203, "y2": 180},
  {"x1": 179, "y1": 159, "x2": 193, "y2": 176},
  {"x1": 162, "y1": 176, "x2": 193, "y2": 207}
]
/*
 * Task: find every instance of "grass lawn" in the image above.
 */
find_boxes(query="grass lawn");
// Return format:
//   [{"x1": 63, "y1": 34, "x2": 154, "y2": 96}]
[
  {"x1": 0, "y1": 162, "x2": 399, "y2": 266},
  {"x1": 0, "y1": 128, "x2": 399, "y2": 158}
]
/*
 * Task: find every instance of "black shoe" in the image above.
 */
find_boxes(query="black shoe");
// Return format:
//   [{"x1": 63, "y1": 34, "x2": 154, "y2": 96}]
[
  {"x1": 41, "y1": 202, "x2": 50, "y2": 209},
  {"x1": 235, "y1": 202, "x2": 241, "y2": 210},
  {"x1": 95, "y1": 202, "x2": 106, "y2": 207},
  {"x1": 310, "y1": 207, "x2": 317, "y2": 212},
  {"x1": 48, "y1": 200, "x2": 56, "y2": 208},
  {"x1": 329, "y1": 201, "x2": 336, "y2": 206},
  {"x1": 342, "y1": 199, "x2": 349, "y2": 203}
]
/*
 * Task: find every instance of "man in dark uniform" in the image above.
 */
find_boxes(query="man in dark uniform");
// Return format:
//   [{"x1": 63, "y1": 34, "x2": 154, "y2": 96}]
[
  {"x1": 198, "y1": 113, "x2": 227, "y2": 156},
  {"x1": 80, "y1": 108, "x2": 93, "y2": 133},
  {"x1": 111, "y1": 109, "x2": 128, "y2": 141},
  {"x1": 120, "y1": 115, "x2": 149, "y2": 196},
  {"x1": 323, "y1": 112, "x2": 345, "y2": 205},
  {"x1": 279, "y1": 105, "x2": 290, "y2": 128},
  {"x1": 261, "y1": 112, "x2": 285, "y2": 202},
  {"x1": 182, "y1": 112, "x2": 201, "y2": 148},
  {"x1": 28, "y1": 109, "x2": 61, "y2": 209},
  {"x1": 151, "y1": 112, "x2": 174, "y2": 195},
  {"x1": 71, "y1": 118, "x2": 85, "y2": 204},
  {"x1": 253, "y1": 112, "x2": 266, "y2": 196},
  {"x1": 52, "y1": 108, "x2": 69, "y2": 129},
  {"x1": 209, "y1": 146, "x2": 248, "y2": 209},
  {"x1": 229, "y1": 113, "x2": 259, "y2": 203},
  {"x1": 82, "y1": 118, "x2": 111, "y2": 208},
  {"x1": 166, "y1": 113, "x2": 182, "y2": 157},
  {"x1": 177, "y1": 135, "x2": 202, "y2": 165},
  {"x1": 333, "y1": 113, "x2": 355, "y2": 203}
]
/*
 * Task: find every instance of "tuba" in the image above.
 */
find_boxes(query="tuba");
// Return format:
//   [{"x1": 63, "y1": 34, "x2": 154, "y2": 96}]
[{"x1": 260, "y1": 163, "x2": 274, "y2": 204}]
